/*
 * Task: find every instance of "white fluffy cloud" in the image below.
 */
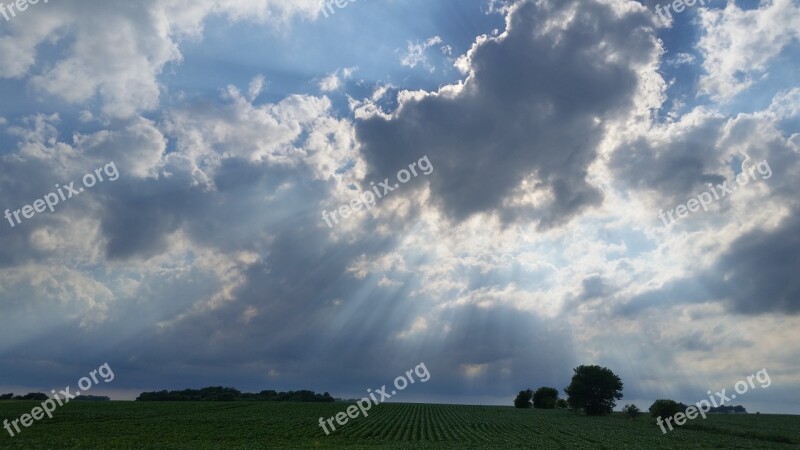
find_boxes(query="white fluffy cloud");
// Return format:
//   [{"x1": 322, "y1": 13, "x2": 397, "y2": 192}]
[
  {"x1": 0, "y1": 0, "x2": 323, "y2": 118},
  {"x1": 697, "y1": 0, "x2": 800, "y2": 101},
  {"x1": 318, "y1": 67, "x2": 357, "y2": 92},
  {"x1": 401, "y1": 36, "x2": 444, "y2": 72}
]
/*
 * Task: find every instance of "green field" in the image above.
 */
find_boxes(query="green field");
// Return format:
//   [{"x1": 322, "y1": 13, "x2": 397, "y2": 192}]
[{"x1": 0, "y1": 401, "x2": 798, "y2": 449}]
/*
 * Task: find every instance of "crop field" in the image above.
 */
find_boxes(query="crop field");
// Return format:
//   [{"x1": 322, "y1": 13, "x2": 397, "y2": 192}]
[{"x1": 0, "y1": 401, "x2": 798, "y2": 449}]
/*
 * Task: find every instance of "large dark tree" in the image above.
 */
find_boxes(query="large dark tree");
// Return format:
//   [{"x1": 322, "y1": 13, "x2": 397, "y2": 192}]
[
  {"x1": 564, "y1": 365, "x2": 623, "y2": 416},
  {"x1": 649, "y1": 399, "x2": 687, "y2": 419},
  {"x1": 513, "y1": 389, "x2": 533, "y2": 408},
  {"x1": 532, "y1": 387, "x2": 559, "y2": 409}
]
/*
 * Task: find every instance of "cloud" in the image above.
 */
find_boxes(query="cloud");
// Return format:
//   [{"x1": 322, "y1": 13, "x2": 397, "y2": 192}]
[
  {"x1": 611, "y1": 87, "x2": 800, "y2": 316},
  {"x1": 318, "y1": 67, "x2": 357, "y2": 92},
  {"x1": 400, "y1": 36, "x2": 444, "y2": 72},
  {"x1": 247, "y1": 75, "x2": 267, "y2": 101},
  {"x1": 357, "y1": 0, "x2": 660, "y2": 230},
  {"x1": 619, "y1": 210, "x2": 800, "y2": 316},
  {"x1": 611, "y1": 108, "x2": 728, "y2": 205},
  {"x1": 0, "y1": 0, "x2": 323, "y2": 118},
  {"x1": 697, "y1": 0, "x2": 800, "y2": 101},
  {"x1": 708, "y1": 212, "x2": 800, "y2": 314},
  {"x1": 666, "y1": 52, "x2": 695, "y2": 66}
]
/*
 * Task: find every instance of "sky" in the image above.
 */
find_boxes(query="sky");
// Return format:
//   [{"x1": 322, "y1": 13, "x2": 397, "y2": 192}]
[{"x1": 0, "y1": 0, "x2": 798, "y2": 414}]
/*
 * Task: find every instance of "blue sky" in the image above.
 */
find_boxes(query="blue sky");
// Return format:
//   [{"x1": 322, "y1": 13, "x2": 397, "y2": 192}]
[{"x1": 0, "y1": 0, "x2": 799, "y2": 415}]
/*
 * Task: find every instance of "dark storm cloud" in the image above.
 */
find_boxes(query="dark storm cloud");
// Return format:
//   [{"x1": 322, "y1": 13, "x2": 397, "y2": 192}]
[
  {"x1": 708, "y1": 212, "x2": 800, "y2": 314},
  {"x1": 356, "y1": 0, "x2": 658, "y2": 229},
  {"x1": 611, "y1": 117, "x2": 728, "y2": 204},
  {"x1": 101, "y1": 190, "x2": 195, "y2": 260},
  {"x1": 617, "y1": 211, "x2": 800, "y2": 316},
  {"x1": 100, "y1": 156, "x2": 310, "y2": 260}
]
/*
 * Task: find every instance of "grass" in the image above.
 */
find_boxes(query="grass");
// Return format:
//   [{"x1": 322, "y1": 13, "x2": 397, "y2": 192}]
[{"x1": 0, "y1": 401, "x2": 798, "y2": 449}]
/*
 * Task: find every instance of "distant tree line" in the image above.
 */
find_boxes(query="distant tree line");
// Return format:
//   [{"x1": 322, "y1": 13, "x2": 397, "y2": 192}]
[
  {"x1": 0, "y1": 393, "x2": 49, "y2": 401},
  {"x1": 0, "y1": 393, "x2": 110, "y2": 401},
  {"x1": 74, "y1": 395, "x2": 111, "y2": 401},
  {"x1": 649, "y1": 398, "x2": 747, "y2": 419},
  {"x1": 707, "y1": 404, "x2": 747, "y2": 414},
  {"x1": 135, "y1": 386, "x2": 334, "y2": 402}
]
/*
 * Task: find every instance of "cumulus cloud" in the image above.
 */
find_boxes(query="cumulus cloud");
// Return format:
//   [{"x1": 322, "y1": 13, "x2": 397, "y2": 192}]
[
  {"x1": 611, "y1": 108, "x2": 729, "y2": 205},
  {"x1": 697, "y1": 0, "x2": 800, "y2": 101},
  {"x1": 357, "y1": 0, "x2": 660, "y2": 230},
  {"x1": 318, "y1": 67, "x2": 357, "y2": 92},
  {"x1": 0, "y1": 0, "x2": 323, "y2": 118},
  {"x1": 611, "y1": 87, "x2": 800, "y2": 316}
]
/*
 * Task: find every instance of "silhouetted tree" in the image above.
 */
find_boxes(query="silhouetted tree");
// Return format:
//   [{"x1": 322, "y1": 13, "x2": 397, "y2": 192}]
[
  {"x1": 555, "y1": 398, "x2": 568, "y2": 409},
  {"x1": 0, "y1": 393, "x2": 13, "y2": 400},
  {"x1": 532, "y1": 387, "x2": 559, "y2": 409},
  {"x1": 564, "y1": 365, "x2": 623, "y2": 416},
  {"x1": 648, "y1": 399, "x2": 685, "y2": 419},
  {"x1": 513, "y1": 389, "x2": 533, "y2": 408}
]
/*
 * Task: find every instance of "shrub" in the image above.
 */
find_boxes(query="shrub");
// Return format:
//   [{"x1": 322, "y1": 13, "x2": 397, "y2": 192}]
[{"x1": 622, "y1": 404, "x2": 640, "y2": 418}]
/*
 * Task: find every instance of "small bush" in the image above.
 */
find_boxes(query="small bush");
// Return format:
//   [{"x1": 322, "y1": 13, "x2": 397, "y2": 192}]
[{"x1": 622, "y1": 404, "x2": 640, "y2": 418}]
